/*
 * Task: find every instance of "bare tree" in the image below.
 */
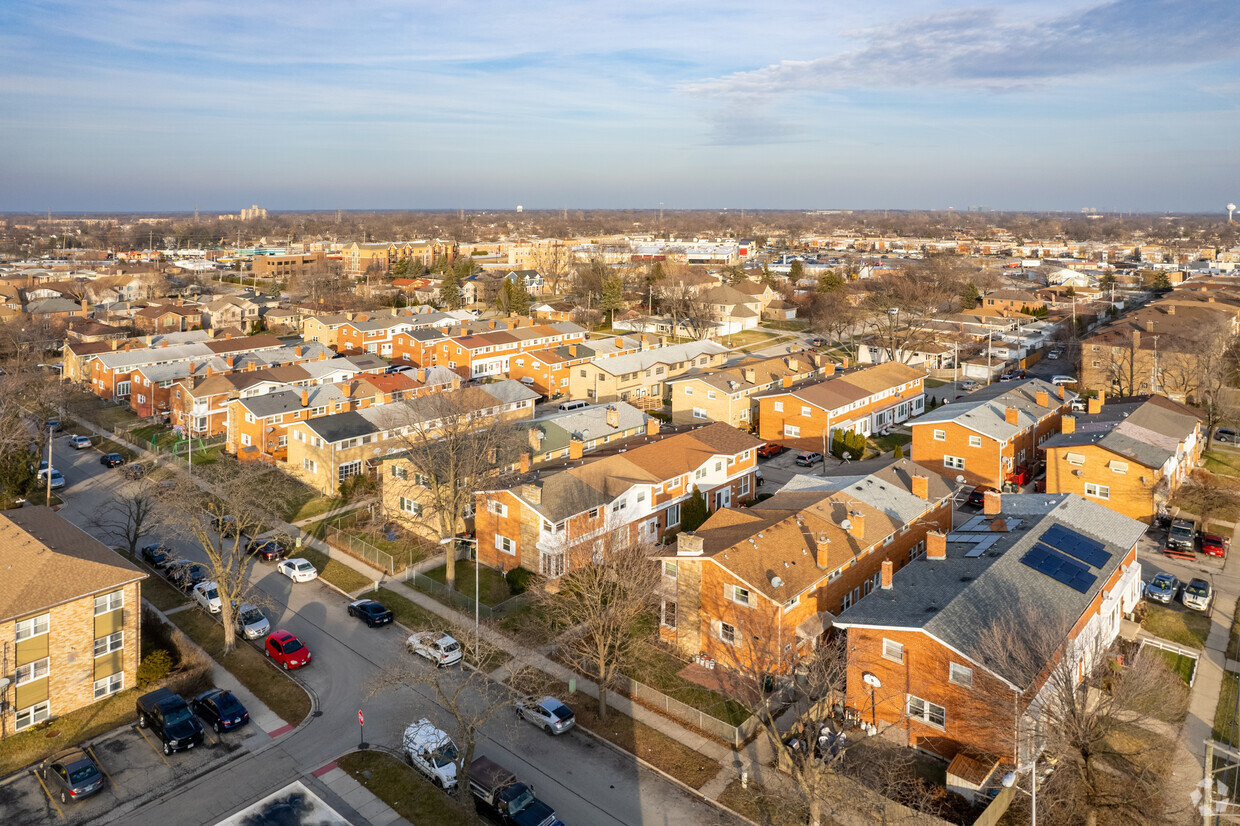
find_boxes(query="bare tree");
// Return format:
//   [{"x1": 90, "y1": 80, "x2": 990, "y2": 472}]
[
  {"x1": 530, "y1": 240, "x2": 575, "y2": 297},
  {"x1": 158, "y1": 457, "x2": 294, "y2": 653},
  {"x1": 861, "y1": 273, "x2": 959, "y2": 365},
  {"x1": 90, "y1": 471, "x2": 160, "y2": 558},
  {"x1": 808, "y1": 289, "x2": 862, "y2": 359},
  {"x1": 1186, "y1": 317, "x2": 1239, "y2": 448},
  {"x1": 531, "y1": 528, "x2": 660, "y2": 722},
  {"x1": 661, "y1": 290, "x2": 718, "y2": 340}
]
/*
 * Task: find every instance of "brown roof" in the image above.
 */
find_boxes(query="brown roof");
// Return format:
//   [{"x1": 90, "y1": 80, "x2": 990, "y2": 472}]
[
  {"x1": 203, "y1": 334, "x2": 282, "y2": 354},
  {"x1": 0, "y1": 507, "x2": 145, "y2": 622}
]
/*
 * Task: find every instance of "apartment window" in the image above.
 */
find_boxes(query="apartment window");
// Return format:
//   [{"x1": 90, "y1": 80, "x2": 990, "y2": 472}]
[
  {"x1": 338, "y1": 461, "x2": 362, "y2": 484},
  {"x1": 784, "y1": 425, "x2": 801, "y2": 438},
  {"x1": 663, "y1": 560, "x2": 678, "y2": 580},
  {"x1": 1066, "y1": 452, "x2": 1085, "y2": 466},
  {"x1": 943, "y1": 456, "x2": 965, "y2": 470},
  {"x1": 245, "y1": 412, "x2": 255, "y2": 424},
  {"x1": 968, "y1": 436, "x2": 982, "y2": 448},
  {"x1": 1084, "y1": 483, "x2": 1110, "y2": 500},
  {"x1": 15, "y1": 613, "x2": 49, "y2": 641},
  {"x1": 661, "y1": 601, "x2": 677, "y2": 629},
  {"x1": 773, "y1": 401, "x2": 784, "y2": 412},
  {"x1": 16, "y1": 657, "x2": 50, "y2": 685},
  {"x1": 240, "y1": 434, "x2": 252, "y2": 447},
  {"x1": 801, "y1": 405, "x2": 811, "y2": 417},
  {"x1": 932, "y1": 429, "x2": 946, "y2": 441},
  {"x1": 303, "y1": 458, "x2": 317, "y2": 473},
  {"x1": 399, "y1": 497, "x2": 423, "y2": 516},
  {"x1": 783, "y1": 594, "x2": 800, "y2": 612},
  {"x1": 907, "y1": 695, "x2": 946, "y2": 728},
  {"x1": 949, "y1": 662, "x2": 974, "y2": 689},
  {"x1": 684, "y1": 387, "x2": 693, "y2": 396},
  {"x1": 725, "y1": 584, "x2": 751, "y2": 606},
  {"x1": 882, "y1": 638, "x2": 905, "y2": 664},
  {"x1": 94, "y1": 631, "x2": 124, "y2": 658},
  {"x1": 739, "y1": 476, "x2": 750, "y2": 496},
  {"x1": 94, "y1": 590, "x2": 123, "y2": 615},
  {"x1": 1110, "y1": 461, "x2": 1128, "y2": 474},
  {"x1": 719, "y1": 622, "x2": 737, "y2": 646},
  {"x1": 588, "y1": 507, "x2": 600, "y2": 519},
  {"x1": 277, "y1": 435, "x2": 288, "y2": 448},
  {"x1": 665, "y1": 503, "x2": 681, "y2": 528},
  {"x1": 488, "y1": 501, "x2": 508, "y2": 517},
  {"x1": 707, "y1": 390, "x2": 717, "y2": 400},
  {"x1": 15, "y1": 701, "x2": 50, "y2": 732},
  {"x1": 94, "y1": 672, "x2": 124, "y2": 700},
  {"x1": 693, "y1": 407, "x2": 708, "y2": 419},
  {"x1": 136, "y1": 394, "x2": 146, "y2": 404},
  {"x1": 495, "y1": 535, "x2": 515, "y2": 555}
]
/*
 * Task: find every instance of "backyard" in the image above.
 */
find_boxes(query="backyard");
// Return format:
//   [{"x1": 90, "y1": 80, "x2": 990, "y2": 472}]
[
  {"x1": 415, "y1": 561, "x2": 515, "y2": 608},
  {"x1": 623, "y1": 640, "x2": 751, "y2": 728},
  {"x1": 320, "y1": 510, "x2": 435, "y2": 571}
]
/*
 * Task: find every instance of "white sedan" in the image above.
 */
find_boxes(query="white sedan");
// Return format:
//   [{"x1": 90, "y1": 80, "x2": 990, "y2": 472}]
[
  {"x1": 406, "y1": 631, "x2": 463, "y2": 668},
  {"x1": 277, "y1": 558, "x2": 318, "y2": 583},
  {"x1": 191, "y1": 581, "x2": 222, "y2": 614}
]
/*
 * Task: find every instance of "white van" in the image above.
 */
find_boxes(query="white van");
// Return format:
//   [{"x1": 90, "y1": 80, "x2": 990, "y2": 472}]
[
  {"x1": 403, "y1": 719, "x2": 460, "y2": 789},
  {"x1": 558, "y1": 400, "x2": 589, "y2": 412}
]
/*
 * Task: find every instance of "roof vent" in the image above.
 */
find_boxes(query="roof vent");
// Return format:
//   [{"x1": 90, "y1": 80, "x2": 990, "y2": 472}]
[
  {"x1": 925, "y1": 606, "x2": 939, "y2": 613},
  {"x1": 960, "y1": 576, "x2": 973, "y2": 583}
]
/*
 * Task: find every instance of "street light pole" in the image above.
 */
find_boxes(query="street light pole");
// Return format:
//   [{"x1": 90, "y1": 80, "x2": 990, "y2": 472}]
[{"x1": 1002, "y1": 756, "x2": 1037, "y2": 825}]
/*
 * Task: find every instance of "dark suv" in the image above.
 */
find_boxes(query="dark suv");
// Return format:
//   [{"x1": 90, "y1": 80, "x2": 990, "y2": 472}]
[{"x1": 136, "y1": 688, "x2": 205, "y2": 754}]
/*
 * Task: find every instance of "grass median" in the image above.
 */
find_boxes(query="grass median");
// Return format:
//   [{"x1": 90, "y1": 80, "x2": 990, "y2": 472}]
[
  {"x1": 0, "y1": 690, "x2": 138, "y2": 777},
  {"x1": 337, "y1": 750, "x2": 471, "y2": 826},
  {"x1": 169, "y1": 609, "x2": 311, "y2": 727},
  {"x1": 297, "y1": 547, "x2": 376, "y2": 593},
  {"x1": 375, "y1": 586, "x2": 511, "y2": 672}
]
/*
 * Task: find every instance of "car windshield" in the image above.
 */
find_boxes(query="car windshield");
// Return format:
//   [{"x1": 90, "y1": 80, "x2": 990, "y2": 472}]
[
  {"x1": 241, "y1": 609, "x2": 264, "y2": 625},
  {"x1": 283, "y1": 639, "x2": 304, "y2": 653},
  {"x1": 1152, "y1": 575, "x2": 1174, "y2": 588},
  {"x1": 442, "y1": 641, "x2": 460, "y2": 652},
  {"x1": 506, "y1": 786, "x2": 534, "y2": 813},
  {"x1": 164, "y1": 705, "x2": 194, "y2": 726},
  {"x1": 67, "y1": 763, "x2": 99, "y2": 784},
  {"x1": 1188, "y1": 583, "x2": 1209, "y2": 596},
  {"x1": 1171, "y1": 524, "x2": 1194, "y2": 537},
  {"x1": 431, "y1": 743, "x2": 459, "y2": 767},
  {"x1": 296, "y1": 563, "x2": 313, "y2": 572},
  {"x1": 203, "y1": 587, "x2": 218, "y2": 600}
]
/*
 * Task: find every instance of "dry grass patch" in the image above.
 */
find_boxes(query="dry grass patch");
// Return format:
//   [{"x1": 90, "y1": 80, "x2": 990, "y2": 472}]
[
  {"x1": 1140, "y1": 604, "x2": 1211, "y2": 650},
  {"x1": 297, "y1": 547, "x2": 376, "y2": 593},
  {"x1": 0, "y1": 690, "x2": 139, "y2": 777},
  {"x1": 337, "y1": 750, "x2": 471, "y2": 826}
]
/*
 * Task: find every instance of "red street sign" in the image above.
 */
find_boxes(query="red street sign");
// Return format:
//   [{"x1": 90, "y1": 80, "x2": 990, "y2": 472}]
[{"x1": 358, "y1": 710, "x2": 364, "y2": 726}]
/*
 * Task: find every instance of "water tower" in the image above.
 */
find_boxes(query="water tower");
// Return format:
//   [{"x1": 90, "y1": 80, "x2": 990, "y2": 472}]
[{"x1": 1229, "y1": 203, "x2": 1236, "y2": 223}]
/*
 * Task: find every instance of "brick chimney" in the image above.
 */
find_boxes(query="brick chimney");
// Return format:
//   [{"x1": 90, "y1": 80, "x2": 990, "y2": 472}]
[
  {"x1": 841, "y1": 357, "x2": 850, "y2": 369},
  {"x1": 1005, "y1": 406, "x2": 1019, "y2": 426},
  {"x1": 786, "y1": 357, "x2": 799, "y2": 372},
  {"x1": 983, "y1": 490, "x2": 1002, "y2": 515},
  {"x1": 927, "y1": 530, "x2": 946, "y2": 560},
  {"x1": 569, "y1": 436, "x2": 584, "y2": 460},
  {"x1": 646, "y1": 416, "x2": 660, "y2": 437},
  {"x1": 1061, "y1": 415, "x2": 1076, "y2": 434},
  {"x1": 1145, "y1": 320, "x2": 1155, "y2": 333},
  {"x1": 226, "y1": 356, "x2": 234, "y2": 368},
  {"x1": 1098, "y1": 390, "x2": 1106, "y2": 406},
  {"x1": 846, "y1": 511, "x2": 865, "y2": 539},
  {"x1": 1035, "y1": 390, "x2": 1049, "y2": 408},
  {"x1": 813, "y1": 534, "x2": 830, "y2": 568},
  {"x1": 677, "y1": 532, "x2": 704, "y2": 556},
  {"x1": 295, "y1": 345, "x2": 303, "y2": 357},
  {"x1": 522, "y1": 481, "x2": 542, "y2": 505},
  {"x1": 1087, "y1": 395, "x2": 1102, "y2": 415},
  {"x1": 880, "y1": 559, "x2": 893, "y2": 589},
  {"x1": 782, "y1": 376, "x2": 794, "y2": 388},
  {"x1": 606, "y1": 405, "x2": 619, "y2": 428},
  {"x1": 742, "y1": 368, "x2": 756, "y2": 384},
  {"x1": 911, "y1": 474, "x2": 929, "y2": 500},
  {"x1": 519, "y1": 453, "x2": 531, "y2": 473},
  {"x1": 489, "y1": 319, "x2": 496, "y2": 329},
  {"x1": 1167, "y1": 305, "x2": 1175, "y2": 315},
  {"x1": 301, "y1": 390, "x2": 309, "y2": 407},
  {"x1": 528, "y1": 426, "x2": 543, "y2": 451},
  {"x1": 614, "y1": 336, "x2": 623, "y2": 348},
  {"x1": 569, "y1": 344, "x2": 577, "y2": 357}
]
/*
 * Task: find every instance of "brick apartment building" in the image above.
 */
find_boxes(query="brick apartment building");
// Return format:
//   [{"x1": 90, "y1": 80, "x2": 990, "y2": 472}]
[
  {"x1": 757, "y1": 362, "x2": 925, "y2": 446},
  {"x1": 668, "y1": 351, "x2": 834, "y2": 429},
  {"x1": 567, "y1": 340, "x2": 731, "y2": 403},
  {"x1": 507, "y1": 335, "x2": 644, "y2": 396}
]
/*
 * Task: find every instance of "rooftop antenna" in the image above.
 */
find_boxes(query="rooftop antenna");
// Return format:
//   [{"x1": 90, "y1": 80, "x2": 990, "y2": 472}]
[{"x1": 1229, "y1": 203, "x2": 1236, "y2": 223}]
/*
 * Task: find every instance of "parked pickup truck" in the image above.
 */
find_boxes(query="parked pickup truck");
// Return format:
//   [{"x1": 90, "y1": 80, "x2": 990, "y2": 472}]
[
  {"x1": 136, "y1": 688, "x2": 205, "y2": 755},
  {"x1": 469, "y1": 755, "x2": 563, "y2": 826}
]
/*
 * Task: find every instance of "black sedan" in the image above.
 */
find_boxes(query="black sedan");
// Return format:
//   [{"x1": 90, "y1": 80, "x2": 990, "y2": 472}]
[
  {"x1": 246, "y1": 539, "x2": 286, "y2": 562},
  {"x1": 100, "y1": 452, "x2": 126, "y2": 468},
  {"x1": 190, "y1": 688, "x2": 250, "y2": 733},
  {"x1": 168, "y1": 560, "x2": 210, "y2": 591},
  {"x1": 348, "y1": 599, "x2": 394, "y2": 627},
  {"x1": 40, "y1": 748, "x2": 105, "y2": 804},
  {"x1": 141, "y1": 544, "x2": 176, "y2": 569}
]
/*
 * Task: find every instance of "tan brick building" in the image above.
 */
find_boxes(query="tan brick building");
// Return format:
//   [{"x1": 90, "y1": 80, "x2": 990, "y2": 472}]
[
  {"x1": 668, "y1": 352, "x2": 834, "y2": 429},
  {"x1": 0, "y1": 508, "x2": 145, "y2": 737},
  {"x1": 567, "y1": 339, "x2": 730, "y2": 403}
]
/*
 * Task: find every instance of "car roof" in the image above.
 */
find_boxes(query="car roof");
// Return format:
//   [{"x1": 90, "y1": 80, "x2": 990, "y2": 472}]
[{"x1": 270, "y1": 629, "x2": 296, "y2": 641}]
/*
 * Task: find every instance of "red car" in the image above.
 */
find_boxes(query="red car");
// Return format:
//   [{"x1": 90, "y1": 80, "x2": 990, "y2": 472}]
[
  {"x1": 757, "y1": 443, "x2": 785, "y2": 458},
  {"x1": 1202, "y1": 533, "x2": 1230, "y2": 558},
  {"x1": 264, "y1": 630, "x2": 311, "y2": 670}
]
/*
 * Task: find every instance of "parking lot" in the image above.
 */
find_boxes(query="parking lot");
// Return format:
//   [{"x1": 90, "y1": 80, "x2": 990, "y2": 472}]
[{"x1": 0, "y1": 712, "x2": 246, "y2": 824}]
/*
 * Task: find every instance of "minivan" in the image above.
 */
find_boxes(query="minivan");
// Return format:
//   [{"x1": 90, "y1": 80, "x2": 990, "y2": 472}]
[{"x1": 558, "y1": 400, "x2": 589, "y2": 412}]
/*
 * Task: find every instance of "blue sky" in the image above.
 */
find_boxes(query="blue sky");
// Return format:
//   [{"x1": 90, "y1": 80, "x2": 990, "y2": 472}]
[{"x1": 1, "y1": 0, "x2": 1238, "y2": 212}]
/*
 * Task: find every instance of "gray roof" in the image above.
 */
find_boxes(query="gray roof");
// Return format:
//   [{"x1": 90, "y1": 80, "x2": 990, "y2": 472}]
[
  {"x1": 1041, "y1": 396, "x2": 1200, "y2": 469},
  {"x1": 591, "y1": 340, "x2": 729, "y2": 376},
  {"x1": 304, "y1": 411, "x2": 377, "y2": 443},
  {"x1": 531, "y1": 402, "x2": 647, "y2": 452},
  {"x1": 480, "y1": 379, "x2": 541, "y2": 405},
  {"x1": 834, "y1": 493, "x2": 1145, "y2": 688},
  {"x1": 778, "y1": 459, "x2": 954, "y2": 525},
  {"x1": 241, "y1": 384, "x2": 346, "y2": 417},
  {"x1": 913, "y1": 378, "x2": 1074, "y2": 441},
  {"x1": 344, "y1": 353, "x2": 388, "y2": 373}
]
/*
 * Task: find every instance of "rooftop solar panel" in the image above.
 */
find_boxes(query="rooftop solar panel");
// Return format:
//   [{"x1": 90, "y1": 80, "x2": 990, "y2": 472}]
[
  {"x1": 1040, "y1": 523, "x2": 1111, "y2": 569},
  {"x1": 1020, "y1": 544, "x2": 1098, "y2": 594}
]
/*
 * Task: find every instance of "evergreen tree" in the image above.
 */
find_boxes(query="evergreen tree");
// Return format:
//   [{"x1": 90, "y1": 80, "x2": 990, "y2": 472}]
[
  {"x1": 1152, "y1": 272, "x2": 1171, "y2": 292},
  {"x1": 438, "y1": 268, "x2": 462, "y2": 309},
  {"x1": 816, "y1": 273, "x2": 845, "y2": 294},
  {"x1": 510, "y1": 279, "x2": 532, "y2": 316},
  {"x1": 599, "y1": 274, "x2": 624, "y2": 326},
  {"x1": 960, "y1": 282, "x2": 981, "y2": 308},
  {"x1": 789, "y1": 260, "x2": 804, "y2": 281},
  {"x1": 681, "y1": 486, "x2": 709, "y2": 532},
  {"x1": 893, "y1": 443, "x2": 905, "y2": 459}
]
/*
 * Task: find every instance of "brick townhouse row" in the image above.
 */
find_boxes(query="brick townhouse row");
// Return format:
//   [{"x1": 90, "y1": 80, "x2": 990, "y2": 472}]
[
  {"x1": 89, "y1": 334, "x2": 286, "y2": 403},
  {"x1": 567, "y1": 339, "x2": 731, "y2": 403},
  {"x1": 668, "y1": 351, "x2": 833, "y2": 429}
]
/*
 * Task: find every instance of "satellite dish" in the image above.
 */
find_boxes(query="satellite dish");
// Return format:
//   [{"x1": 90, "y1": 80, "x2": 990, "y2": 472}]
[
  {"x1": 956, "y1": 475, "x2": 965, "y2": 485},
  {"x1": 770, "y1": 575, "x2": 784, "y2": 588},
  {"x1": 840, "y1": 518, "x2": 852, "y2": 530},
  {"x1": 862, "y1": 672, "x2": 882, "y2": 688},
  {"x1": 0, "y1": 676, "x2": 9, "y2": 690}
]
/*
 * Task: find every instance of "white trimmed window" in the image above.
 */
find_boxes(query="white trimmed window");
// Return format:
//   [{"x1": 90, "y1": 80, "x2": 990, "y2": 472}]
[
  {"x1": 784, "y1": 425, "x2": 801, "y2": 438},
  {"x1": 1110, "y1": 461, "x2": 1128, "y2": 474},
  {"x1": 94, "y1": 590, "x2": 123, "y2": 615},
  {"x1": 663, "y1": 560, "x2": 678, "y2": 579},
  {"x1": 16, "y1": 657, "x2": 50, "y2": 685},
  {"x1": 783, "y1": 594, "x2": 799, "y2": 612},
  {"x1": 15, "y1": 701, "x2": 50, "y2": 731},
  {"x1": 94, "y1": 672, "x2": 123, "y2": 699},
  {"x1": 661, "y1": 600, "x2": 677, "y2": 629},
  {"x1": 15, "y1": 614, "x2": 49, "y2": 642},
  {"x1": 1084, "y1": 483, "x2": 1110, "y2": 500},
  {"x1": 495, "y1": 535, "x2": 515, "y2": 555},
  {"x1": 1066, "y1": 452, "x2": 1085, "y2": 466},
  {"x1": 739, "y1": 476, "x2": 750, "y2": 496},
  {"x1": 399, "y1": 497, "x2": 422, "y2": 516},
  {"x1": 725, "y1": 584, "x2": 751, "y2": 606},
  {"x1": 949, "y1": 662, "x2": 973, "y2": 689},
  {"x1": 882, "y1": 638, "x2": 905, "y2": 663},
  {"x1": 708, "y1": 390, "x2": 717, "y2": 400},
  {"x1": 684, "y1": 386, "x2": 693, "y2": 395},
  {"x1": 907, "y1": 694, "x2": 946, "y2": 728},
  {"x1": 933, "y1": 429, "x2": 946, "y2": 441},
  {"x1": 693, "y1": 407, "x2": 708, "y2": 419},
  {"x1": 665, "y1": 503, "x2": 681, "y2": 527},
  {"x1": 968, "y1": 436, "x2": 982, "y2": 448},
  {"x1": 719, "y1": 621, "x2": 736, "y2": 645},
  {"x1": 303, "y1": 458, "x2": 317, "y2": 473},
  {"x1": 773, "y1": 401, "x2": 784, "y2": 412},
  {"x1": 489, "y1": 501, "x2": 508, "y2": 517},
  {"x1": 801, "y1": 405, "x2": 811, "y2": 417},
  {"x1": 943, "y1": 455, "x2": 965, "y2": 470},
  {"x1": 240, "y1": 433, "x2": 252, "y2": 447},
  {"x1": 94, "y1": 631, "x2": 123, "y2": 658}
]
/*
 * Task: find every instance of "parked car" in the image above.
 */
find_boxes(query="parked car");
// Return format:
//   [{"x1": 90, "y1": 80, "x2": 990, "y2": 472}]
[
  {"x1": 1215, "y1": 427, "x2": 1238, "y2": 444},
  {"x1": 998, "y1": 372, "x2": 1013, "y2": 382},
  {"x1": 1051, "y1": 375, "x2": 1077, "y2": 386},
  {"x1": 211, "y1": 514, "x2": 239, "y2": 537},
  {"x1": 1069, "y1": 399, "x2": 1087, "y2": 413},
  {"x1": 191, "y1": 581, "x2": 222, "y2": 613},
  {"x1": 407, "y1": 631, "x2": 463, "y2": 668},
  {"x1": 514, "y1": 696, "x2": 576, "y2": 735},
  {"x1": 967, "y1": 485, "x2": 999, "y2": 508},
  {"x1": 469, "y1": 754, "x2": 559, "y2": 826},
  {"x1": 808, "y1": 337, "x2": 827, "y2": 348},
  {"x1": 1168, "y1": 519, "x2": 1197, "y2": 552},
  {"x1": 141, "y1": 543, "x2": 175, "y2": 569},
  {"x1": 348, "y1": 599, "x2": 394, "y2": 627},
  {"x1": 235, "y1": 602, "x2": 270, "y2": 640},
  {"x1": 39, "y1": 748, "x2": 106, "y2": 804},
  {"x1": 39, "y1": 469, "x2": 66, "y2": 489},
  {"x1": 794, "y1": 451, "x2": 824, "y2": 467},
  {"x1": 70, "y1": 435, "x2": 92, "y2": 450},
  {"x1": 264, "y1": 630, "x2": 312, "y2": 669},
  {"x1": 246, "y1": 538, "x2": 286, "y2": 562},
  {"x1": 960, "y1": 380, "x2": 978, "y2": 391},
  {"x1": 45, "y1": 418, "x2": 63, "y2": 433},
  {"x1": 756, "y1": 443, "x2": 785, "y2": 459},
  {"x1": 191, "y1": 688, "x2": 250, "y2": 733},
  {"x1": 1144, "y1": 572, "x2": 1181, "y2": 605},
  {"x1": 136, "y1": 688, "x2": 205, "y2": 755},
  {"x1": 100, "y1": 452, "x2": 126, "y2": 468},
  {"x1": 1203, "y1": 533, "x2": 1230, "y2": 558},
  {"x1": 403, "y1": 719, "x2": 460, "y2": 789},
  {"x1": 167, "y1": 560, "x2": 209, "y2": 592},
  {"x1": 1183, "y1": 578, "x2": 1214, "y2": 612},
  {"x1": 1047, "y1": 350, "x2": 1061, "y2": 360},
  {"x1": 277, "y1": 557, "x2": 318, "y2": 583}
]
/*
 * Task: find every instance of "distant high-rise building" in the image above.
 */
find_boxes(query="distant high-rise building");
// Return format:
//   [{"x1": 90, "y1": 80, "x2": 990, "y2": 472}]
[{"x1": 239, "y1": 204, "x2": 267, "y2": 221}]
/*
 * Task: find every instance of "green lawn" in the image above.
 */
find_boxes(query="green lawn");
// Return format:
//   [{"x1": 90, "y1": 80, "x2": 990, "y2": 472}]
[
  {"x1": 924, "y1": 378, "x2": 950, "y2": 388},
  {"x1": 1141, "y1": 604, "x2": 1212, "y2": 650},
  {"x1": 296, "y1": 547, "x2": 377, "y2": 593},
  {"x1": 624, "y1": 642, "x2": 751, "y2": 727},
  {"x1": 287, "y1": 494, "x2": 346, "y2": 524},
  {"x1": 169, "y1": 610, "x2": 311, "y2": 726},
  {"x1": 0, "y1": 689, "x2": 139, "y2": 777},
  {"x1": 1205, "y1": 450, "x2": 1240, "y2": 477},
  {"x1": 138, "y1": 566, "x2": 190, "y2": 612},
  {"x1": 724, "y1": 329, "x2": 780, "y2": 348},
  {"x1": 324, "y1": 512, "x2": 434, "y2": 570},
  {"x1": 1216, "y1": 672, "x2": 1240, "y2": 744},
  {"x1": 374, "y1": 586, "x2": 510, "y2": 671},
  {"x1": 869, "y1": 432, "x2": 912, "y2": 454},
  {"x1": 1227, "y1": 600, "x2": 1240, "y2": 661},
  {"x1": 762, "y1": 319, "x2": 810, "y2": 332},
  {"x1": 420, "y1": 562, "x2": 512, "y2": 607},
  {"x1": 337, "y1": 750, "x2": 472, "y2": 826},
  {"x1": 1156, "y1": 649, "x2": 1197, "y2": 685}
]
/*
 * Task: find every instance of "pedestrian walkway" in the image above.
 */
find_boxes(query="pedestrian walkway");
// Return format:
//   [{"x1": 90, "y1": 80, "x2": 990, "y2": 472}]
[
  {"x1": 312, "y1": 762, "x2": 414, "y2": 826},
  {"x1": 291, "y1": 500, "x2": 374, "y2": 528}
]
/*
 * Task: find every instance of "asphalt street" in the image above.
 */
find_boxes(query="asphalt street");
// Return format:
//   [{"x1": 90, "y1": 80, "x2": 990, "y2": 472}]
[{"x1": 45, "y1": 435, "x2": 741, "y2": 826}]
